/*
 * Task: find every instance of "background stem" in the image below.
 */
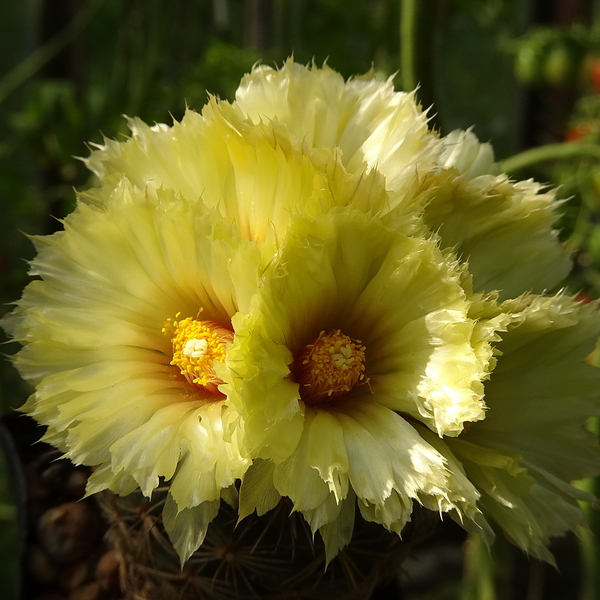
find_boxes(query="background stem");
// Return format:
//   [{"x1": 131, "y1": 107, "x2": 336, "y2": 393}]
[
  {"x1": 500, "y1": 143, "x2": 600, "y2": 173},
  {"x1": 399, "y1": 0, "x2": 443, "y2": 119},
  {"x1": 0, "y1": 0, "x2": 104, "y2": 106}
]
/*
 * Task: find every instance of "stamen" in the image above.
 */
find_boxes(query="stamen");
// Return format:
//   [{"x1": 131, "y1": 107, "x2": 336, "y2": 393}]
[
  {"x1": 293, "y1": 329, "x2": 366, "y2": 406},
  {"x1": 163, "y1": 313, "x2": 233, "y2": 397}
]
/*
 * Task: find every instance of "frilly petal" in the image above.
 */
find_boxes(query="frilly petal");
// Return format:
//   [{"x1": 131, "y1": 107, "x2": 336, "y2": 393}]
[
  {"x1": 417, "y1": 169, "x2": 571, "y2": 299},
  {"x1": 438, "y1": 128, "x2": 498, "y2": 179}
]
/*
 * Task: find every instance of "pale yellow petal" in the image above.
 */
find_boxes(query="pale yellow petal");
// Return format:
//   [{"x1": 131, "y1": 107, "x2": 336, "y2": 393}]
[
  {"x1": 438, "y1": 129, "x2": 498, "y2": 179},
  {"x1": 419, "y1": 170, "x2": 571, "y2": 299},
  {"x1": 235, "y1": 59, "x2": 441, "y2": 199}
]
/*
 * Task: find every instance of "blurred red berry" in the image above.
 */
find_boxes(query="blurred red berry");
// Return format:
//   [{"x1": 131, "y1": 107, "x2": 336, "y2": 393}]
[
  {"x1": 576, "y1": 292, "x2": 593, "y2": 304},
  {"x1": 591, "y1": 59, "x2": 600, "y2": 93},
  {"x1": 565, "y1": 122, "x2": 595, "y2": 141}
]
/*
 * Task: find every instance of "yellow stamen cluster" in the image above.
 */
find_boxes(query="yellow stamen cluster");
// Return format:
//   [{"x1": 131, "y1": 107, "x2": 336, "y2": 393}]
[
  {"x1": 293, "y1": 329, "x2": 366, "y2": 406},
  {"x1": 162, "y1": 313, "x2": 234, "y2": 396}
]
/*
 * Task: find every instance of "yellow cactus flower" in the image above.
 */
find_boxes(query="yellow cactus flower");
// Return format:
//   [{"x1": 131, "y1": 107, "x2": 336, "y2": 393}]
[
  {"x1": 233, "y1": 60, "x2": 571, "y2": 297},
  {"x1": 234, "y1": 59, "x2": 440, "y2": 195},
  {"x1": 2, "y1": 179, "x2": 262, "y2": 563},
  {"x1": 225, "y1": 209, "x2": 503, "y2": 561},
  {"x1": 83, "y1": 99, "x2": 422, "y2": 265},
  {"x1": 5, "y1": 58, "x2": 597, "y2": 573}
]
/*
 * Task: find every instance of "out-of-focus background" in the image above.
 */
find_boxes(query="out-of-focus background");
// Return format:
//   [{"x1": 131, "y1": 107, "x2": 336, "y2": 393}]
[{"x1": 2, "y1": 1, "x2": 600, "y2": 598}]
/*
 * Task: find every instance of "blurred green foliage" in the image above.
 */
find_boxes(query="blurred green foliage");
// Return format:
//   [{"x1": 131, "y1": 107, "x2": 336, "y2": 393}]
[{"x1": 0, "y1": 429, "x2": 19, "y2": 600}]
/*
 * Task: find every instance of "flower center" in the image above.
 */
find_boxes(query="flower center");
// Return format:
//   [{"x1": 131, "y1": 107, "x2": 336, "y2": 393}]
[
  {"x1": 293, "y1": 329, "x2": 366, "y2": 405},
  {"x1": 162, "y1": 313, "x2": 234, "y2": 397}
]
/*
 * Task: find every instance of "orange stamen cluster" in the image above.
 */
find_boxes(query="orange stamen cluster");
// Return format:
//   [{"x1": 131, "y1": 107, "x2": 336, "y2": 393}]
[{"x1": 293, "y1": 329, "x2": 366, "y2": 406}]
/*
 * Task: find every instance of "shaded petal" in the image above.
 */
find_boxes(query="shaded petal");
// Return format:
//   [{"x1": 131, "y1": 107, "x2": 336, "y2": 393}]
[
  {"x1": 272, "y1": 411, "x2": 333, "y2": 512},
  {"x1": 418, "y1": 170, "x2": 571, "y2": 299},
  {"x1": 449, "y1": 438, "x2": 584, "y2": 564},
  {"x1": 358, "y1": 491, "x2": 412, "y2": 536},
  {"x1": 163, "y1": 494, "x2": 221, "y2": 566},
  {"x1": 239, "y1": 459, "x2": 282, "y2": 521},
  {"x1": 312, "y1": 491, "x2": 356, "y2": 565},
  {"x1": 85, "y1": 464, "x2": 139, "y2": 497},
  {"x1": 465, "y1": 295, "x2": 600, "y2": 483}
]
